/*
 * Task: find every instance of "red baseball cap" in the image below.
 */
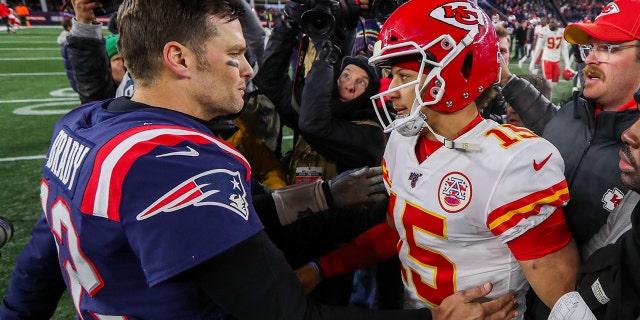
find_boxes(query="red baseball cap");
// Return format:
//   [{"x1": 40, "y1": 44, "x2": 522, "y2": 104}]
[{"x1": 564, "y1": 0, "x2": 640, "y2": 44}]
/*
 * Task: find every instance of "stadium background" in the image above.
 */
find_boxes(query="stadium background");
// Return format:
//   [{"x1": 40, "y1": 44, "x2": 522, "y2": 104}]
[{"x1": 0, "y1": 2, "x2": 576, "y2": 318}]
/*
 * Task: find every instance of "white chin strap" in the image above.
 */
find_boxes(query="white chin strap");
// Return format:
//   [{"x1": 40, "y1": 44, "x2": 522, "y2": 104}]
[
  {"x1": 395, "y1": 112, "x2": 480, "y2": 151},
  {"x1": 422, "y1": 117, "x2": 481, "y2": 151},
  {"x1": 395, "y1": 100, "x2": 480, "y2": 151}
]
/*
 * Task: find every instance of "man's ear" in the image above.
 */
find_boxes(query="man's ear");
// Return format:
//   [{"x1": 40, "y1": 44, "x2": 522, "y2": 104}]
[{"x1": 163, "y1": 41, "x2": 191, "y2": 78}]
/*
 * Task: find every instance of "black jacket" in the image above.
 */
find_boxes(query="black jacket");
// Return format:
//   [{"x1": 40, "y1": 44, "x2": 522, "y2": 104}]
[
  {"x1": 67, "y1": 35, "x2": 117, "y2": 104},
  {"x1": 502, "y1": 75, "x2": 640, "y2": 250},
  {"x1": 578, "y1": 199, "x2": 640, "y2": 320},
  {"x1": 502, "y1": 75, "x2": 558, "y2": 135},
  {"x1": 298, "y1": 59, "x2": 385, "y2": 172},
  {"x1": 543, "y1": 94, "x2": 639, "y2": 249}
]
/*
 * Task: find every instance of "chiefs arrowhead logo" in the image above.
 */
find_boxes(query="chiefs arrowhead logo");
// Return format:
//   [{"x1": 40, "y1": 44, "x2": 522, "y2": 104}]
[
  {"x1": 430, "y1": 1, "x2": 486, "y2": 31},
  {"x1": 596, "y1": 2, "x2": 619, "y2": 19}
]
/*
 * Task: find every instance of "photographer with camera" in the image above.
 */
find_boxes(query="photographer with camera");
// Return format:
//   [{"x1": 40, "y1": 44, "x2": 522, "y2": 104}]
[
  {"x1": 254, "y1": 0, "x2": 411, "y2": 308},
  {"x1": 65, "y1": 0, "x2": 123, "y2": 103}
]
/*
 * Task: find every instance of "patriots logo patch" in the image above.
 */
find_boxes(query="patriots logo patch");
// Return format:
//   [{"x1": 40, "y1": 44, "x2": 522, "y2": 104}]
[
  {"x1": 137, "y1": 169, "x2": 250, "y2": 221},
  {"x1": 408, "y1": 172, "x2": 422, "y2": 188}
]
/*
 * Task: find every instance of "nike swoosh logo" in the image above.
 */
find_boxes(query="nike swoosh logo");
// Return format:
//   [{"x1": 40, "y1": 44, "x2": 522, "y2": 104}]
[
  {"x1": 156, "y1": 146, "x2": 200, "y2": 158},
  {"x1": 533, "y1": 153, "x2": 553, "y2": 171}
]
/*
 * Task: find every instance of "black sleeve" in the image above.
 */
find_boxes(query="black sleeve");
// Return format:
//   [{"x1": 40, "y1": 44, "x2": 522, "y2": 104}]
[
  {"x1": 253, "y1": 21, "x2": 299, "y2": 130},
  {"x1": 501, "y1": 76, "x2": 558, "y2": 136},
  {"x1": 250, "y1": 193, "x2": 282, "y2": 234},
  {"x1": 183, "y1": 231, "x2": 431, "y2": 320},
  {"x1": 67, "y1": 35, "x2": 117, "y2": 103}
]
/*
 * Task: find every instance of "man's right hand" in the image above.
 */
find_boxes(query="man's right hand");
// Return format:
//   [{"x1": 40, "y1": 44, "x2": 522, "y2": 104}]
[
  {"x1": 432, "y1": 282, "x2": 518, "y2": 320},
  {"x1": 72, "y1": 0, "x2": 99, "y2": 24}
]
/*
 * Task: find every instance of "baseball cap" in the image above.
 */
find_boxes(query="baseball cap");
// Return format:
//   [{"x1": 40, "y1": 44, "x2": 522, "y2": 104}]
[
  {"x1": 564, "y1": 0, "x2": 640, "y2": 44},
  {"x1": 105, "y1": 34, "x2": 119, "y2": 58}
]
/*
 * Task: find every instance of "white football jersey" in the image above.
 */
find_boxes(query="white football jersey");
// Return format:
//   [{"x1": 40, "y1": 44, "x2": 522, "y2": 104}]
[
  {"x1": 382, "y1": 120, "x2": 568, "y2": 318},
  {"x1": 537, "y1": 26, "x2": 566, "y2": 62}
]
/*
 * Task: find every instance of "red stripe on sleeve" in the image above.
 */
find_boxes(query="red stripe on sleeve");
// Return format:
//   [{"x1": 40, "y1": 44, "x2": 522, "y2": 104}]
[
  {"x1": 317, "y1": 222, "x2": 399, "y2": 278},
  {"x1": 507, "y1": 208, "x2": 572, "y2": 260}
]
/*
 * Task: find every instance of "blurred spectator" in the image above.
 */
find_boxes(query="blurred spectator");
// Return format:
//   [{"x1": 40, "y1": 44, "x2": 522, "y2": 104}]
[
  {"x1": 351, "y1": 17, "x2": 379, "y2": 56},
  {"x1": 14, "y1": 4, "x2": 29, "y2": 28},
  {"x1": 513, "y1": 19, "x2": 527, "y2": 60},
  {"x1": 0, "y1": 2, "x2": 9, "y2": 33},
  {"x1": 6, "y1": 6, "x2": 19, "y2": 33},
  {"x1": 57, "y1": 18, "x2": 77, "y2": 92},
  {"x1": 104, "y1": 34, "x2": 126, "y2": 85},
  {"x1": 518, "y1": 18, "x2": 537, "y2": 68}
]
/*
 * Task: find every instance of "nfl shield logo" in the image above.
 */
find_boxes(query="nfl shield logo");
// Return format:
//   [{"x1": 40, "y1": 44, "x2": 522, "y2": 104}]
[{"x1": 408, "y1": 172, "x2": 422, "y2": 188}]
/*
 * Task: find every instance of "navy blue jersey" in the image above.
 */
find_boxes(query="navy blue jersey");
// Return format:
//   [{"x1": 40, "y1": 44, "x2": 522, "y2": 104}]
[{"x1": 40, "y1": 98, "x2": 264, "y2": 319}]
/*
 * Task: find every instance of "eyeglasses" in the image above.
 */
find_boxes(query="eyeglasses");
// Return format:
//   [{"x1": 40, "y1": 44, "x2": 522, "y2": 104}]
[
  {"x1": 338, "y1": 72, "x2": 368, "y2": 91},
  {"x1": 578, "y1": 43, "x2": 639, "y2": 62}
]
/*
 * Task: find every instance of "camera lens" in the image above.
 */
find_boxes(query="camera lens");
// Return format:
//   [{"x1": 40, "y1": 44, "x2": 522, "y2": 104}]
[
  {"x1": 301, "y1": 4, "x2": 336, "y2": 39},
  {"x1": 0, "y1": 216, "x2": 13, "y2": 249}
]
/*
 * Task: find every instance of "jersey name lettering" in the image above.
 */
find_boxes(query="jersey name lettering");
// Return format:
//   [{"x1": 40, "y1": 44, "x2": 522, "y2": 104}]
[{"x1": 45, "y1": 129, "x2": 90, "y2": 190}]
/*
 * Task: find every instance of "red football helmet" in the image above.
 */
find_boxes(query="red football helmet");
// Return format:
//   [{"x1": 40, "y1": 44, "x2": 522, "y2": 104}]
[
  {"x1": 562, "y1": 69, "x2": 576, "y2": 81},
  {"x1": 368, "y1": 0, "x2": 500, "y2": 135}
]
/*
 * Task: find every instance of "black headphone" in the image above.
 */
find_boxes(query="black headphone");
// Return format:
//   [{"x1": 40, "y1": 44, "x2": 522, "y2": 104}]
[{"x1": 635, "y1": 86, "x2": 640, "y2": 104}]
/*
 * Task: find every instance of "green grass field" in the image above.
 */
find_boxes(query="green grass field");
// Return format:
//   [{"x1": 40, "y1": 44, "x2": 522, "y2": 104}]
[{"x1": 0, "y1": 27, "x2": 574, "y2": 319}]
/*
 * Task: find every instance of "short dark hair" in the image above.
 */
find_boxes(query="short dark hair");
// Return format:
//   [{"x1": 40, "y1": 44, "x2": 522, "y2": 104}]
[{"x1": 117, "y1": 0, "x2": 244, "y2": 86}]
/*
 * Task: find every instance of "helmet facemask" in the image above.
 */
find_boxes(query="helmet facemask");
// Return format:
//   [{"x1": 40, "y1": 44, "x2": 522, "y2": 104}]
[{"x1": 369, "y1": 31, "x2": 478, "y2": 137}]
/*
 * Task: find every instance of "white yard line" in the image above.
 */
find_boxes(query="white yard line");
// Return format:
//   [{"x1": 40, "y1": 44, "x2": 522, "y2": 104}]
[
  {"x1": 0, "y1": 155, "x2": 46, "y2": 162},
  {"x1": 0, "y1": 48, "x2": 59, "y2": 51},
  {"x1": 0, "y1": 57, "x2": 62, "y2": 61},
  {"x1": 0, "y1": 72, "x2": 66, "y2": 76},
  {"x1": 0, "y1": 97, "x2": 77, "y2": 104},
  {"x1": 0, "y1": 41, "x2": 58, "y2": 44}
]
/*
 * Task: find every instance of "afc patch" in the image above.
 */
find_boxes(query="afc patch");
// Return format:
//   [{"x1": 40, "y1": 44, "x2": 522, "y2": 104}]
[{"x1": 438, "y1": 172, "x2": 471, "y2": 213}]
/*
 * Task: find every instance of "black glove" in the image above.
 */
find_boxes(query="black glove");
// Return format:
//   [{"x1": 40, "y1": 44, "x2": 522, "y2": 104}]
[
  {"x1": 327, "y1": 166, "x2": 387, "y2": 208},
  {"x1": 283, "y1": 1, "x2": 306, "y2": 29},
  {"x1": 314, "y1": 39, "x2": 342, "y2": 64}
]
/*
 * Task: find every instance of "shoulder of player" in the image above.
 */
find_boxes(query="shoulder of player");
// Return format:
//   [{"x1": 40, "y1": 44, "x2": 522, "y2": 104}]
[{"x1": 482, "y1": 124, "x2": 559, "y2": 155}]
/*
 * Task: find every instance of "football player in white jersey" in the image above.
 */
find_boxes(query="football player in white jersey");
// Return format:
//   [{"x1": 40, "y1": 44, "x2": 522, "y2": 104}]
[
  {"x1": 296, "y1": 0, "x2": 580, "y2": 318},
  {"x1": 529, "y1": 18, "x2": 571, "y2": 88}
]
